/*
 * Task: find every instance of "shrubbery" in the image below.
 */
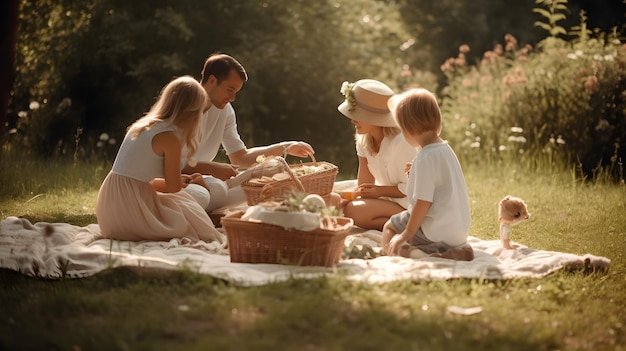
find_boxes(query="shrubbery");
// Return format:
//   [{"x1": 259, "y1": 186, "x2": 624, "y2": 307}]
[{"x1": 440, "y1": 0, "x2": 625, "y2": 179}]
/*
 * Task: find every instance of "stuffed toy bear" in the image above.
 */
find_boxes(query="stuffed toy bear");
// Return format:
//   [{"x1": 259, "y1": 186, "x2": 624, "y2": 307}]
[{"x1": 498, "y1": 195, "x2": 530, "y2": 249}]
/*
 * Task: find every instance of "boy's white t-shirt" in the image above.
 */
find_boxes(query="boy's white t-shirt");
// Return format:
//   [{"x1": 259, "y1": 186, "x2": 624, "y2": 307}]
[
  {"x1": 194, "y1": 103, "x2": 247, "y2": 163},
  {"x1": 406, "y1": 140, "x2": 470, "y2": 246}
]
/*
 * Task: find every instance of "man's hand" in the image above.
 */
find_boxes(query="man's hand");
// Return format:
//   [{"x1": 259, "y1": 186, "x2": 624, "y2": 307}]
[
  {"x1": 285, "y1": 141, "x2": 315, "y2": 158},
  {"x1": 210, "y1": 163, "x2": 238, "y2": 180}
]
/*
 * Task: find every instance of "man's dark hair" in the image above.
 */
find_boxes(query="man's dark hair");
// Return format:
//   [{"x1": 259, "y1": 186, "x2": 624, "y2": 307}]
[{"x1": 200, "y1": 53, "x2": 248, "y2": 84}]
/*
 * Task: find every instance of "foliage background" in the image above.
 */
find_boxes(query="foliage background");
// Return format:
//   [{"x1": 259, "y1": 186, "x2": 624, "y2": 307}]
[{"x1": 3, "y1": 0, "x2": 625, "y2": 177}]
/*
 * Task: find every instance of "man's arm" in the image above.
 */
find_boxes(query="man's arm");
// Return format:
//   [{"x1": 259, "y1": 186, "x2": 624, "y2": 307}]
[{"x1": 228, "y1": 141, "x2": 314, "y2": 169}]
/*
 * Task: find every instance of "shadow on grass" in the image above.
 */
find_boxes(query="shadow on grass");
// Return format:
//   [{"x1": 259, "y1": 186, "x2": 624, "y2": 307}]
[
  {"x1": 0, "y1": 267, "x2": 558, "y2": 351},
  {"x1": 13, "y1": 213, "x2": 97, "y2": 226}
]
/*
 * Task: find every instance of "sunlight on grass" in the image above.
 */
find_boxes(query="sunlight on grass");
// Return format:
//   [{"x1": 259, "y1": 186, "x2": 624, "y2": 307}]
[{"x1": 0, "y1": 151, "x2": 624, "y2": 350}]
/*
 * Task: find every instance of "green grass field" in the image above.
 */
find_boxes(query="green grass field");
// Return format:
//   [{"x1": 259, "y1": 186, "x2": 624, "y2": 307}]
[{"x1": 0, "y1": 154, "x2": 624, "y2": 351}]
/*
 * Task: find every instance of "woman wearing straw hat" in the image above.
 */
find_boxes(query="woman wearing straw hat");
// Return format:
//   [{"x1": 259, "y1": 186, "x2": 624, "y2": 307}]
[{"x1": 337, "y1": 79, "x2": 418, "y2": 231}]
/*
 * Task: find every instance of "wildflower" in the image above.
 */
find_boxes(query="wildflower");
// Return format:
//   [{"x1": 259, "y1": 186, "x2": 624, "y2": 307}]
[
  {"x1": 556, "y1": 135, "x2": 565, "y2": 145},
  {"x1": 108, "y1": 138, "x2": 116, "y2": 145},
  {"x1": 470, "y1": 123, "x2": 476, "y2": 129},
  {"x1": 504, "y1": 33, "x2": 517, "y2": 46},
  {"x1": 592, "y1": 61, "x2": 603, "y2": 72},
  {"x1": 340, "y1": 81, "x2": 356, "y2": 112},
  {"x1": 455, "y1": 53, "x2": 466, "y2": 66},
  {"x1": 8, "y1": 128, "x2": 17, "y2": 134},
  {"x1": 604, "y1": 55, "x2": 614, "y2": 61},
  {"x1": 400, "y1": 38, "x2": 415, "y2": 51},
  {"x1": 29, "y1": 101, "x2": 40, "y2": 110},
  {"x1": 99, "y1": 133, "x2": 110, "y2": 141},
  {"x1": 595, "y1": 119, "x2": 610, "y2": 132},
  {"x1": 17, "y1": 111, "x2": 27, "y2": 118},
  {"x1": 470, "y1": 142, "x2": 480, "y2": 148},
  {"x1": 575, "y1": 50, "x2": 583, "y2": 57},
  {"x1": 511, "y1": 127, "x2": 523, "y2": 133},
  {"x1": 584, "y1": 75, "x2": 599, "y2": 94},
  {"x1": 499, "y1": 145, "x2": 507, "y2": 151},
  {"x1": 567, "y1": 53, "x2": 577, "y2": 60},
  {"x1": 494, "y1": 44, "x2": 503, "y2": 56}
]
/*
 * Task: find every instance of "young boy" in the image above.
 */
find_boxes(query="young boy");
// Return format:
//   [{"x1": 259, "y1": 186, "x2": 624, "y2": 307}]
[{"x1": 382, "y1": 88, "x2": 474, "y2": 261}]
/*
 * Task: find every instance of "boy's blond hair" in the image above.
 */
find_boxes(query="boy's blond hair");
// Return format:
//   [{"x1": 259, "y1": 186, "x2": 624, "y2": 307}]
[{"x1": 390, "y1": 88, "x2": 442, "y2": 136}]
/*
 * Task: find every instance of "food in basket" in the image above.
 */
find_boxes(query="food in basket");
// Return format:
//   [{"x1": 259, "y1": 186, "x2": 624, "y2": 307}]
[{"x1": 241, "y1": 156, "x2": 339, "y2": 205}]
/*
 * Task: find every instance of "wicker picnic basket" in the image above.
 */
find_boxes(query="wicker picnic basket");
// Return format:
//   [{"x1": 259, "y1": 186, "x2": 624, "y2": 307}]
[
  {"x1": 221, "y1": 211, "x2": 354, "y2": 266},
  {"x1": 241, "y1": 156, "x2": 338, "y2": 206}
]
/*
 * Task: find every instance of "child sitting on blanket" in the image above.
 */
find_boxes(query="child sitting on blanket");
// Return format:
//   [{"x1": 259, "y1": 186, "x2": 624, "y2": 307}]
[
  {"x1": 381, "y1": 88, "x2": 474, "y2": 261},
  {"x1": 95, "y1": 76, "x2": 223, "y2": 243}
]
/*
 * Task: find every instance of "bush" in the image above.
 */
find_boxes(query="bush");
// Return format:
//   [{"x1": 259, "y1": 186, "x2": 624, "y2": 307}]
[{"x1": 439, "y1": 0, "x2": 625, "y2": 180}]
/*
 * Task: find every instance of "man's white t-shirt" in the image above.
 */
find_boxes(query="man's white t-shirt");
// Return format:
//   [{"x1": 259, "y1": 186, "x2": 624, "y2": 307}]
[
  {"x1": 406, "y1": 140, "x2": 470, "y2": 246},
  {"x1": 194, "y1": 103, "x2": 246, "y2": 163}
]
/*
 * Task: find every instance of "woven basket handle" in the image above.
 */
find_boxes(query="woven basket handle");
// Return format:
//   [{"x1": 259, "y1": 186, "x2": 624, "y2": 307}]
[
  {"x1": 283, "y1": 144, "x2": 317, "y2": 165},
  {"x1": 259, "y1": 156, "x2": 305, "y2": 200}
]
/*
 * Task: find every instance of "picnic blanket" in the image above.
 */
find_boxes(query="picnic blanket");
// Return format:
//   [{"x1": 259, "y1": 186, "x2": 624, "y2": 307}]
[{"x1": 0, "y1": 216, "x2": 610, "y2": 286}]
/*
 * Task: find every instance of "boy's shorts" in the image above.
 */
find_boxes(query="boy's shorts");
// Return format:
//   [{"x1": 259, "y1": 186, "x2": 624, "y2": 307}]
[{"x1": 389, "y1": 210, "x2": 457, "y2": 255}]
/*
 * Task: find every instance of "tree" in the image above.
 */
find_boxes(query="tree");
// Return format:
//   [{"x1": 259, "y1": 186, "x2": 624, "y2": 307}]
[{"x1": 0, "y1": 0, "x2": 20, "y2": 144}]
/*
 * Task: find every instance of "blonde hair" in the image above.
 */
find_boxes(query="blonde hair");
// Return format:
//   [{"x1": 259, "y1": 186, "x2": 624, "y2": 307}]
[
  {"x1": 128, "y1": 76, "x2": 207, "y2": 166},
  {"x1": 356, "y1": 126, "x2": 401, "y2": 155},
  {"x1": 390, "y1": 88, "x2": 442, "y2": 136}
]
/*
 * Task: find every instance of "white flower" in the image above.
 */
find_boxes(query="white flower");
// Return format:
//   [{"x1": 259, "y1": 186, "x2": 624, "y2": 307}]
[
  {"x1": 575, "y1": 50, "x2": 583, "y2": 56},
  {"x1": 498, "y1": 145, "x2": 507, "y2": 151},
  {"x1": 108, "y1": 138, "x2": 116, "y2": 145},
  {"x1": 29, "y1": 101, "x2": 40, "y2": 110},
  {"x1": 510, "y1": 126, "x2": 523, "y2": 133},
  {"x1": 556, "y1": 135, "x2": 565, "y2": 145},
  {"x1": 18, "y1": 111, "x2": 27, "y2": 118},
  {"x1": 604, "y1": 55, "x2": 614, "y2": 61},
  {"x1": 99, "y1": 133, "x2": 109, "y2": 141},
  {"x1": 340, "y1": 81, "x2": 349, "y2": 94},
  {"x1": 470, "y1": 142, "x2": 480, "y2": 148},
  {"x1": 567, "y1": 53, "x2": 577, "y2": 60}
]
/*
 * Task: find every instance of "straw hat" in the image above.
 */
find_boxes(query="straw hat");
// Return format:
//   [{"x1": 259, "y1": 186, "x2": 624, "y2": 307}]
[{"x1": 337, "y1": 79, "x2": 396, "y2": 127}]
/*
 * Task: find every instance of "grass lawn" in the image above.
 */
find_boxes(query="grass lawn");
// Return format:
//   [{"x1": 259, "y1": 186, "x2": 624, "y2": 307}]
[{"x1": 0, "y1": 155, "x2": 624, "y2": 351}]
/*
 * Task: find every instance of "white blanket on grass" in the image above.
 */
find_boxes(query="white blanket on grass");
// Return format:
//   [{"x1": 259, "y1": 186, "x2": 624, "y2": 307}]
[{"x1": 0, "y1": 216, "x2": 610, "y2": 286}]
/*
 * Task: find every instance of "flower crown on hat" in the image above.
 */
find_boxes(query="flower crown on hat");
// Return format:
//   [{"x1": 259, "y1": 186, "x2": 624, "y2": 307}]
[{"x1": 340, "y1": 81, "x2": 356, "y2": 112}]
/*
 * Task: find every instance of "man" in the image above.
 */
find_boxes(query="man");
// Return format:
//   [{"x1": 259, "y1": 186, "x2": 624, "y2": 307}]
[
  {"x1": 182, "y1": 53, "x2": 314, "y2": 179},
  {"x1": 183, "y1": 53, "x2": 315, "y2": 212}
]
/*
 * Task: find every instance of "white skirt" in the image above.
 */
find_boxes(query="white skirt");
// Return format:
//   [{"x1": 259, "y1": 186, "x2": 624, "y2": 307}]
[{"x1": 95, "y1": 172, "x2": 223, "y2": 243}]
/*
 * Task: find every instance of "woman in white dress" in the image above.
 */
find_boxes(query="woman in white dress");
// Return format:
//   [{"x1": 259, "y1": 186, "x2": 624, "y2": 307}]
[
  {"x1": 337, "y1": 79, "x2": 418, "y2": 231},
  {"x1": 95, "y1": 76, "x2": 223, "y2": 243}
]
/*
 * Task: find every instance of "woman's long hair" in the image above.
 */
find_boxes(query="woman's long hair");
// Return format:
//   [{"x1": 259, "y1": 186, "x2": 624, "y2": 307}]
[
  {"x1": 356, "y1": 126, "x2": 401, "y2": 155},
  {"x1": 127, "y1": 76, "x2": 207, "y2": 166}
]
